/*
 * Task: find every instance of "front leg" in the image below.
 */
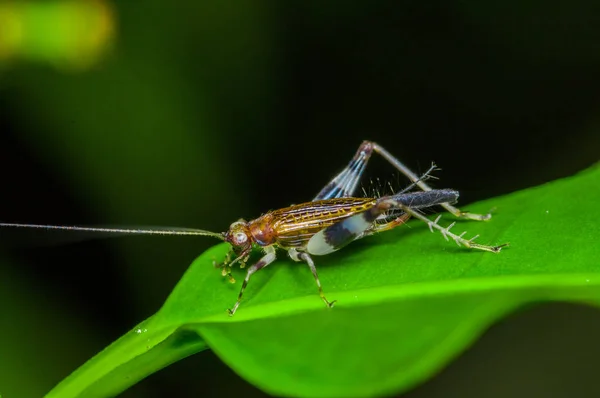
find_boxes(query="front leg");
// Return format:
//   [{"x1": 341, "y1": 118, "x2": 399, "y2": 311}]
[
  {"x1": 213, "y1": 247, "x2": 235, "y2": 282},
  {"x1": 213, "y1": 247, "x2": 250, "y2": 283},
  {"x1": 228, "y1": 246, "x2": 277, "y2": 316}
]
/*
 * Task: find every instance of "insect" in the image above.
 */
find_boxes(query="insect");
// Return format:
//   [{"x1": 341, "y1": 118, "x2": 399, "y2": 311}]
[{"x1": 0, "y1": 141, "x2": 507, "y2": 315}]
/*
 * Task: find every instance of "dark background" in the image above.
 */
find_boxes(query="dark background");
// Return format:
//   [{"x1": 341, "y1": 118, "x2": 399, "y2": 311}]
[{"x1": 1, "y1": 1, "x2": 599, "y2": 397}]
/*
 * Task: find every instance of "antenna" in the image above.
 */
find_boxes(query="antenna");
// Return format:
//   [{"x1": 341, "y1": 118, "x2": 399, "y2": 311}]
[{"x1": 0, "y1": 223, "x2": 226, "y2": 241}]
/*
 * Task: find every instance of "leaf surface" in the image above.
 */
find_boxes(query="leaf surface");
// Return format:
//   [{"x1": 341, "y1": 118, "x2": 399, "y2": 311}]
[{"x1": 48, "y1": 164, "x2": 600, "y2": 398}]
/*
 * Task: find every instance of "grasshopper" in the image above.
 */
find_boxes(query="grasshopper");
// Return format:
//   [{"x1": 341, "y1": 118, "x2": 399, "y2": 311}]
[{"x1": 0, "y1": 141, "x2": 507, "y2": 315}]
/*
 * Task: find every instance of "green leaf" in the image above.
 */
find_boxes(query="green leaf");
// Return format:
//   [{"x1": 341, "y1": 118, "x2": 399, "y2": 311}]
[{"x1": 47, "y1": 164, "x2": 600, "y2": 398}]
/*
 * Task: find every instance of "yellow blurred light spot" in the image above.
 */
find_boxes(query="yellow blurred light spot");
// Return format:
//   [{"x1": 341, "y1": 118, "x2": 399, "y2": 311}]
[
  {"x1": 0, "y1": 0, "x2": 116, "y2": 70},
  {"x1": 0, "y1": 4, "x2": 24, "y2": 60}
]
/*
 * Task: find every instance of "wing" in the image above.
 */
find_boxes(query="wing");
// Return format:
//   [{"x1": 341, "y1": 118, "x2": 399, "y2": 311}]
[
  {"x1": 270, "y1": 197, "x2": 377, "y2": 249},
  {"x1": 306, "y1": 210, "x2": 376, "y2": 255}
]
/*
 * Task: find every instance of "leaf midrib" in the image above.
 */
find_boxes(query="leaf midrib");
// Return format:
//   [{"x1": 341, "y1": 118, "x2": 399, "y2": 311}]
[{"x1": 165, "y1": 271, "x2": 600, "y2": 324}]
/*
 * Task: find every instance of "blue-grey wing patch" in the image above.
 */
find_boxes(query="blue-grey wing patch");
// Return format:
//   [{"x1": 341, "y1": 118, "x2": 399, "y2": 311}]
[
  {"x1": 306, "y1": 210, "x2": 376, "y2": 255},
  {"x1": 314, "y1": 142, "x2": 373, "y2": 200}
]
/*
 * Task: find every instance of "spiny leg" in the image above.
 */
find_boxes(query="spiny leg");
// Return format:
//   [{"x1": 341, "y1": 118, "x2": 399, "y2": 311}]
[
  {"x1": 394, "y1": 203, "x2": 507, "y2": 253},
  {"x1": 227, "y1": 246, "x2": 277, "y2": 316},
  {"x1": 369, "y1": 141, "x2": 492, "y2": 221},
  {"x1": 288, "y1": 248, "x2": 336, "y2": 308},
  {"x1": 373, "y1": 190, "x2": 507, "y2": 252},
  {"x1": 397, "y1": 163, "x2": 440, "y2": 194}
]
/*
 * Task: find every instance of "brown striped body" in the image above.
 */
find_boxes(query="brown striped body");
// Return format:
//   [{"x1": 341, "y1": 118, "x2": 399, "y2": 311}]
[{"x1": 248, "y1": 197, "x2": 377, "y2": 249}]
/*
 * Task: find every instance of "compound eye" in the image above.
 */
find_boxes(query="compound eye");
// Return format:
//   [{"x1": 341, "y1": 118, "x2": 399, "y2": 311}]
[{"x1": 234, "y1": 232, "x2": 248, "y2": 245}]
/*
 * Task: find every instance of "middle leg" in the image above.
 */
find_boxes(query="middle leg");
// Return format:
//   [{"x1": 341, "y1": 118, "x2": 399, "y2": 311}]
[{"x1": 288, "y1": 248, "x2": 336, "y2": 308}]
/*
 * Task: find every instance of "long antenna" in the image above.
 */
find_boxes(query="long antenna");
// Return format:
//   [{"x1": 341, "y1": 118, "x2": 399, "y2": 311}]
[{"x1": 0, "y1": 223, "x2": 226, "y2": 241}]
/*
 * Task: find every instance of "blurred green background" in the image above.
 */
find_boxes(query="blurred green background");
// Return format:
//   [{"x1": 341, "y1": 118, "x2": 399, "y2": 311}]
[{"x1": 0, "y1": 1, "x2": 599, "y2": 397}]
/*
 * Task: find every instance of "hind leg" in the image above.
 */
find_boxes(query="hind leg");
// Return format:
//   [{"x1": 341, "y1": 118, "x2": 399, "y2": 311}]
[{"x1": 369, "y1": 141, "x2": 492, "y2": 221}]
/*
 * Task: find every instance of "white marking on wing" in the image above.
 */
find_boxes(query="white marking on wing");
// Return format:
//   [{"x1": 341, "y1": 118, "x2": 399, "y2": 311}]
[{"x1": 306, "y1": 213, "x2": 372, "y2": 256}]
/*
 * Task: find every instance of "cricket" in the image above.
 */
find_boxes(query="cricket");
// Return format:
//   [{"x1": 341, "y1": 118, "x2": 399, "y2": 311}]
[{"x1": 0, "y1": 141, "x2": 507, "y2": 315}]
